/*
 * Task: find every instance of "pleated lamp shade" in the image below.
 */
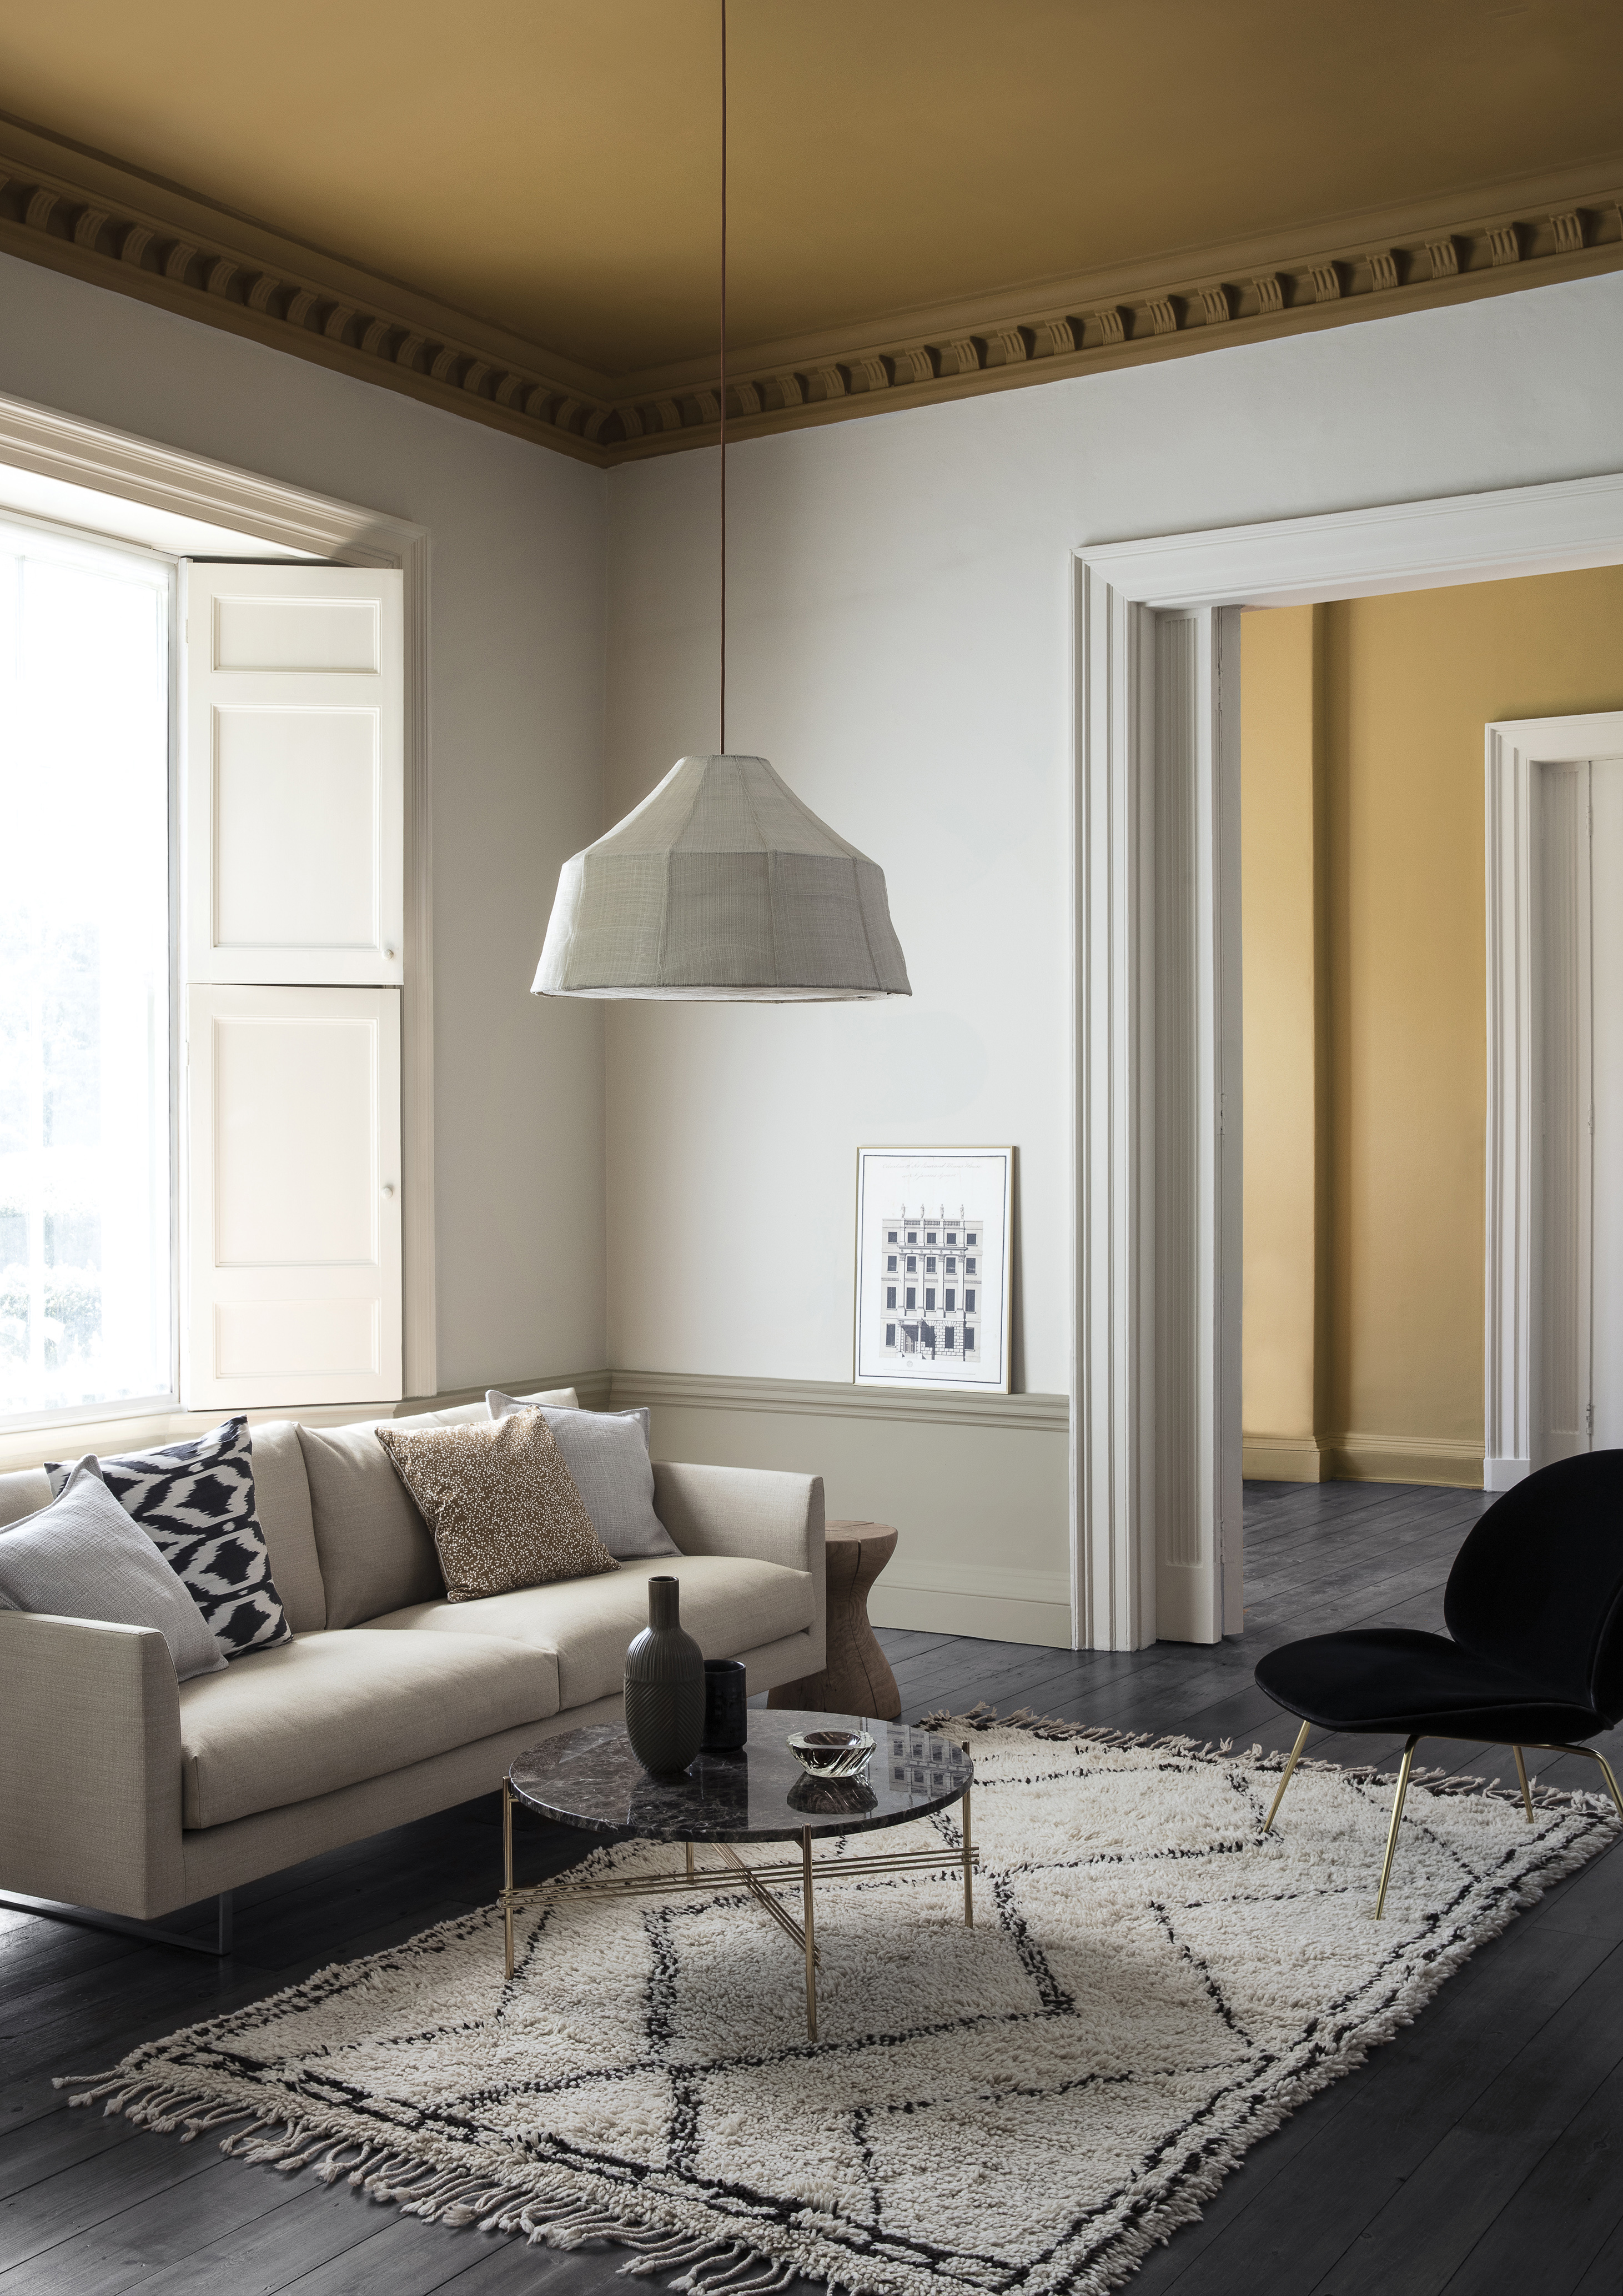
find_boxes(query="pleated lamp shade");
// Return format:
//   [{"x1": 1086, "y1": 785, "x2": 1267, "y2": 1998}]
[{"x1": 533, "y1": 753, "x2": 912, "y2": 1001}]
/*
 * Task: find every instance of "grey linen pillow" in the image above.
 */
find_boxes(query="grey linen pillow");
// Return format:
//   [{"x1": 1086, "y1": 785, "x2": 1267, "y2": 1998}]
[
  {"x1": 375, "y1": 1412, "x2": 619, "y2": 1602},
  {"x1": 486, "y1": 1392, "x2": 677, "y2": 1560},
  {"x1": 0, "y1": 1457, "x2": 226, "y2": 1682}
]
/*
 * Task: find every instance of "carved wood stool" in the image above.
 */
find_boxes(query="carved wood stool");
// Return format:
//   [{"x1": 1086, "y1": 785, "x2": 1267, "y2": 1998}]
[{"x1": 768, "y1": 1520, "x2": 901, "y2": 1722}]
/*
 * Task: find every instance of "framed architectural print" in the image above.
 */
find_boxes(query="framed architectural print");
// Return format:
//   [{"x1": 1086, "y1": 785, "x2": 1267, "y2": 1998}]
[{"x1": 854, "y1": 1147, "x2": 1014, "y2": 1391}]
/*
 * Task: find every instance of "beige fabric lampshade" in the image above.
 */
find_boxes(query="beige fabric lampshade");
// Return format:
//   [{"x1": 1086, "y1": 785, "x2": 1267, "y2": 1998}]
[{"x1": 532, "y1": 753, "x2": 911, "y2": 1001}]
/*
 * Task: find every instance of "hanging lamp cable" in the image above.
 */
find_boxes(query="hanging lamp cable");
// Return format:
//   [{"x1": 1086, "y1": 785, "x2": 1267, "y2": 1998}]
[{"x1": 719, "y1": 0, "x2": 727, "y2": 754}]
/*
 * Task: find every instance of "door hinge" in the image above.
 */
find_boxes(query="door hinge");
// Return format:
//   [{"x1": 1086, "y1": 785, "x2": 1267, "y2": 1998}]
[{"x1": 1587, "y1": 1401, "x2": 1596, "y2": 1437}]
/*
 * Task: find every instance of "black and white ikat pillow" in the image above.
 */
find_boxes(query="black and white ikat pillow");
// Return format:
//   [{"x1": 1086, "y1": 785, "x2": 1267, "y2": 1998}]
[{"x1": 46, "y1": 1416, "x2": 292, "y2": 1661}]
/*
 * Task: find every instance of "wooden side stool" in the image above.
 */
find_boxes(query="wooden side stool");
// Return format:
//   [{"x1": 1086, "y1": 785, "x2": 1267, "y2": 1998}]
[{"x1": 768, "y1": 1519, "x2": 901, "y2": 1722}]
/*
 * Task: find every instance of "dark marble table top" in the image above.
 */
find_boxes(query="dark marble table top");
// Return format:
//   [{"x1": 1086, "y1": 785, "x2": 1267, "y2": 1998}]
[{"x1": 508, "y1": 1709, "x2": 973, "y2": 1843}]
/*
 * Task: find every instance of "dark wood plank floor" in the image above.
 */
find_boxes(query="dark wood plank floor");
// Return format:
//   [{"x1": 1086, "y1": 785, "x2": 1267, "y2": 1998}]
[{"x1": 6, "y1": 1478, "x2": 1623, "y2": 2294}]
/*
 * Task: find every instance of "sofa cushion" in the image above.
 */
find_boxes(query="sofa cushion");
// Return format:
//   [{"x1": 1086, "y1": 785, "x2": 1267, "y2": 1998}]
[
  {"x1": 487, "y1": 1395, "x2": 677, "y2": 1561},
  {"x1": 376, "y1": 1413, "x2": 619, "y2": 1601},
  {"x1": 0, "y1": 1458, "x2": 226, "y2": 1682},
  {"x1": 46, "y1": 1417, "x2": 292, "y2": 1662},
  {"x1": 298, "y1": 1392, "x2": 580, "y2": 1629},
  {"x1": 365, "y1": 1553, "x2": 815, "y2": 1711},
  {"x1": 248, "y1": 1421, "x2": 325, "y2": 1635},
  {"x1": 177, "y1": 1627, "x2": 560, "y2": 1828}
]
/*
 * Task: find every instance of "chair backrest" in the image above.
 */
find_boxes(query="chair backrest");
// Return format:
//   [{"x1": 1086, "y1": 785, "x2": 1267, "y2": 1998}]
[{"x1": 1445, "y1": 1450, "x2": 1623, "y2": 1722}]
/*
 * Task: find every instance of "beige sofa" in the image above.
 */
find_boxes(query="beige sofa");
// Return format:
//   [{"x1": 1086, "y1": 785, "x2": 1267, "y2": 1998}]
[{"x1": 0, "y1": 1397, "x2": 825, "y2": 1929}]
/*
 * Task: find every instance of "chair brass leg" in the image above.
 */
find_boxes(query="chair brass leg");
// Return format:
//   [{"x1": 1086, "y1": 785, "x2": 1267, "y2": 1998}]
[
  {"x1": 1374, "y1": 1737, "x2": 1419, "y2": 1921},
  {"x1": 962, "y1": 1782, "x2": 974, "y2": 1927},
  {"x1": 1263, "y1": 1721, "x2": 1312, "y2": 1835},
  {"x1": 1512, "y1": 1746, "x2": 1534, "y2": 1822},
  {"x1": 503, "y1": 1779, "x2": 515, "y2": 1980},
  {"x1": 801, "y1": 1828, "x2": 817, "y2": 2042},
  {"x1": 1560, "y1": 1743, "x2": 1623, "y2": 1821}
]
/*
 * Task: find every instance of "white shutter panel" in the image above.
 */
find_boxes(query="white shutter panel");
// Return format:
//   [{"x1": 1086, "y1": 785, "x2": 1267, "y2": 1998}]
[
  {"x1": 180, "y1": 565, "x2": 404, "y2": 986},
  {"x1": 182, "y1": 985, "x2": 403, "y2": 1408}
]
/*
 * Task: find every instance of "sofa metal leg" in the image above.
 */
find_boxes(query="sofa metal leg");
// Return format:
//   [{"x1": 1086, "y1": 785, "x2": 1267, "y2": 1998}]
[
  {"x1": 1263, "y1": 1721, "x2": 1312, "y2": 1835},
  {"x1": 0, "y1": 1889, "x2": 235, "y2": 1958},
  {"x1": 1512, "y1": 1747, "x2": 1534, "y2": 1822},
  {"x1": 1374, "y1": 1737, "x2": 1419, "y2": 1921}
]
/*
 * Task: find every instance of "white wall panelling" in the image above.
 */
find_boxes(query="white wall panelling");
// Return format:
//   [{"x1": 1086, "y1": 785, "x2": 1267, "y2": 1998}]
[
  {"x1": 183, "y1": 985, "x2": 401, "y2": 1408},
  {"x1": 1485, "y1": 713, "x2": 1623, "y2": 1488}
]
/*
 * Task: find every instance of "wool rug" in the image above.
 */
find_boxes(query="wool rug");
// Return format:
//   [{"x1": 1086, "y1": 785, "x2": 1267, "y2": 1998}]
[{"x1": 63, "y1": 1718, "x2": 1619, "y2": 2296}]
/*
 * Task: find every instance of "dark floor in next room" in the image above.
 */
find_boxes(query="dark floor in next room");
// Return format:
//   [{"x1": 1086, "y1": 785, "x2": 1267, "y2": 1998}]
[{"x1": 6, "y1": 1477, "x2": 1623, "y2": 2296}]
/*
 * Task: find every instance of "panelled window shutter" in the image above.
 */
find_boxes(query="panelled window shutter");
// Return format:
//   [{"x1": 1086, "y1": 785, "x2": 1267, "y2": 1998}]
[{"x1": 179, "y1": 564, "x2": 405, "y2": 1408}]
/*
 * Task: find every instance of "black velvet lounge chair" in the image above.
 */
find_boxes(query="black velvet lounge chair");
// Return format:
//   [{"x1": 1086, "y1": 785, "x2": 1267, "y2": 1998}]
[{"x1": 1254, "y1": 1450, "x2": 1623, "y2": 1917}]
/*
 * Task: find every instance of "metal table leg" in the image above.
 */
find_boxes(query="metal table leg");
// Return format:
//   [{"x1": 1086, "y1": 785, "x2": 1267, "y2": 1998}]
[
  {"x1": 503, "y1": 1780, "x2": 515, "y2": 1979},
  {"x1": 962, "y1": 1782, "x2": 974, "y2": 1926}
]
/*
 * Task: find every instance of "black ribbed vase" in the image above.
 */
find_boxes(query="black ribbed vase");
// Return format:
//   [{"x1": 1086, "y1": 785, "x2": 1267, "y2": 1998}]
[{"x1": 624, "y1": 1576, "x2": 705, "y2": 1778}]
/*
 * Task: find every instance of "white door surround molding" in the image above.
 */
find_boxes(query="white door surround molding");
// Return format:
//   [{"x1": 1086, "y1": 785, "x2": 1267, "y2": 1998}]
[
  {"x1": 1484, "y1": 710, "x2": 1623, "y2": 1493},
  {"x1": 1074, "y1": 473, "x2": 1623, "y2": 1652},
  {"x1": 0, "y1": 387, "x2": 436, "y2": 1398}
]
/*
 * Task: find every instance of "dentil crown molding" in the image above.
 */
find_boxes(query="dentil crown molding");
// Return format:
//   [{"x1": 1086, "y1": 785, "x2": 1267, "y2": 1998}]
[{"x1": 1, "y1": 114, "x2": 1620, "y2": 470}]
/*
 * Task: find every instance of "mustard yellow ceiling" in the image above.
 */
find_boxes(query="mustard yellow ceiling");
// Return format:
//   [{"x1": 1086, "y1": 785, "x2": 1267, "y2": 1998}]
[{"x1": 3, "y1": 0, "x2": 1620, "y2": 380}]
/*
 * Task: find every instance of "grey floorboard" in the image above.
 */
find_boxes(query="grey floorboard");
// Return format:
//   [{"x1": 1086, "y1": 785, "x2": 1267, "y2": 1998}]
[{"x1": 3, "y1": 1475, "x2": 1617, "y2": 2296}]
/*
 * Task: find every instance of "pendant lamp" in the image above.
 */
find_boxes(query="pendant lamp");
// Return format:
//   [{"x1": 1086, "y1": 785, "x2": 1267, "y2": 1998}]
[{"x1": 532, "y1": 4, "x2": 910, "y2": 1005}]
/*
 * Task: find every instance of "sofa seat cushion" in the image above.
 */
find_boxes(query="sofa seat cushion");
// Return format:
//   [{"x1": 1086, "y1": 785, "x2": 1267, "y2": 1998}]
[
  {"x1": 365, "y1": 1555, "x2": 815, "y2": 1711},
  {"x1": 177, "y1": 1628, "x2": 560, "y2": 1829}
]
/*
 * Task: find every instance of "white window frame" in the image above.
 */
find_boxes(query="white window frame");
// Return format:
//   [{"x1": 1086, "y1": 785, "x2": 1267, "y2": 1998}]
[{"x1": 0, "y1": 387, "x2": 435, "y2": 1425}]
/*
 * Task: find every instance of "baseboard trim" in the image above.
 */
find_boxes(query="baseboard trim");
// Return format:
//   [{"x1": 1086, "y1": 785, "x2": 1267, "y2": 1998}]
[
  {"x1": 609, "y1": 1368, "x2": 1068, "y2": 1435},
  {"x1": 868, "y1": 1558, "x2": 1073, "y2": 1650},
  {"x1": 1320, "y1": 1433, "x2": 1484, "y2": 1488},
  {"x1": 1241, "y1": 1435, "x2": 1325, "y2": 1483},
  {"x1": 1484, "y1": 1454, "x2": 1531, "y2": 1491}
]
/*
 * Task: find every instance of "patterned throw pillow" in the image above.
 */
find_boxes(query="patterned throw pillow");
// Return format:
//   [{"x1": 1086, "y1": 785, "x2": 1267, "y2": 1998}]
[
  {"x1": 375, "y1": 1411, "x2": 620, "y2": 1602},
  {"x1": 46, "y1": 1416, "x2": 291, "y2": 1661}
]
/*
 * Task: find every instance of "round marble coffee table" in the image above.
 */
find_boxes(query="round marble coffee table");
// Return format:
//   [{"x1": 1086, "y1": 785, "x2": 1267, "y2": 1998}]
[{"x1": 503, "y1": 1711, "x2": 974, "y2": 2038}]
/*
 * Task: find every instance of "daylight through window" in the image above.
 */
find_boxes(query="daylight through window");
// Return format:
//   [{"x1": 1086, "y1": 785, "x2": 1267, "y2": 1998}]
[{"x1": 0, "y1": 518, "x2": 172, "y2": 1422}]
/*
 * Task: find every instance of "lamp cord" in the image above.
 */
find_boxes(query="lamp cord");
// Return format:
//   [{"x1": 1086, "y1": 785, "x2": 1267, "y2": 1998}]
[{"x1": 719, "y1": 0, "x2": 727, "y2": 755}]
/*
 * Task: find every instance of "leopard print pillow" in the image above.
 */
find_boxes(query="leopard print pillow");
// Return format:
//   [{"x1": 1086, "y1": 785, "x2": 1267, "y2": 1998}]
[{"x1": 375, "y1": 1412, "x2": 619, "y2": 1601}]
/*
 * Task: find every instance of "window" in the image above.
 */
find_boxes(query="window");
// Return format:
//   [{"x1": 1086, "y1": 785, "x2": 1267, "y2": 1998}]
[
  {"x1": 947, "y1": 1230, "x2": 957, "y2": 1243},
  {"x1": 945, "y1": 1288, "x2": 956, "y2": 1310},
  {"x1": 967, "y1": 1232, "x2": 977, "y2": 1246},
  {"x1": 906, "y1": 1254, "x2": 917, "y2": 1272},
  {"x1": 946, "y1": 1255, "x2": 956, "y2": 1272},
  {"x1": 2, "y1": 520, "x2": 172, "y2": 1426},
  {"x1": 886, "y1": 1285, "x2": 896, "y2": 1309},
  {"x1": 887, "y1": 1230, "x2": 897, "y2": 1242},
  {"x1": 906, "y1": 1230, "x2": 917, "y2": 1242},
  {"x1": 944, "y1": 1326, "x2": 956, "y2": 1349},
  {"x1": 926, "y1": 1230, "x2": 936, "y2": 1243},
  {"x1": 924, "y1": 1255, "x2": 936, "y2": 1272},
  {"x1": 886, "y1": 1253, "x2": 897, "y2": 1271},
  {"x1": 966, "y1": 1287, "x2": 977, "y2": 1312},
  {"x1": 964, "y1": 1325, "x2": 976, "y2": 1352},
  {"x1": 966, "y1": 1255, "x2": 977, "y2": 1273},
  {"x1": 885, "y1": 1322, "x2": 895, "y2": 1346},
  {"x1": 924, "y1": 1287, "x2": 936, "y2": 1310},
  {"x1": 905, "y1": 1287, "x2": 916, "y2": 1310}
]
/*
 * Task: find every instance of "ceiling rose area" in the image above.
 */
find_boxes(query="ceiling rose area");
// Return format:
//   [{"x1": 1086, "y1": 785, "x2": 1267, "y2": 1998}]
[{"x1": 1, "y1": 0, "x2": 1620, "y2": 382}]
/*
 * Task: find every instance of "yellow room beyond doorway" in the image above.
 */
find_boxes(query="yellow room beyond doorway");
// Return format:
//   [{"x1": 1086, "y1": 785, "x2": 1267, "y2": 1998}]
[{"x1": 1240, "y1": 567, "x2": 1623, "y2": 1488}]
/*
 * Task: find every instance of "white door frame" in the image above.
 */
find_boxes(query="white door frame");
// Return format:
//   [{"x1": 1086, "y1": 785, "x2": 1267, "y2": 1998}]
[
  {"x1": 1484, "y1": 710, "x2": 1623, "y2": 1492},
  {"x1": 0, "y1": 387, "x2": 437, "y2": 1398},
  {"x1": 1073, "y1": 472, "x2": 1623, "y2": 1652}
]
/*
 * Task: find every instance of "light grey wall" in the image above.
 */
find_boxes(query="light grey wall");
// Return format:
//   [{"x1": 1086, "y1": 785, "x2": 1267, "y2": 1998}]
[
  {"x1": 0, "y1": 251, "x2": 610, "y2": 1395},
  {"x1": 602, "y1": 272, "x2": 1623, "y2": 1635}
]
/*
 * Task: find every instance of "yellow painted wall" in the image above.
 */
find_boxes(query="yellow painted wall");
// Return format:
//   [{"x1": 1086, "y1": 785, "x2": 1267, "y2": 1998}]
[{"x1": 1242, "y1": 565, "x2": 1623, "y2": 1485}]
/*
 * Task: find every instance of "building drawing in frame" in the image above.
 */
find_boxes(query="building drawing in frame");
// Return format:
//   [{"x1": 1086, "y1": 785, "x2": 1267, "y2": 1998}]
[{"x1": 854, "y1": 1147, "x2": 1013, "y2": 1392}]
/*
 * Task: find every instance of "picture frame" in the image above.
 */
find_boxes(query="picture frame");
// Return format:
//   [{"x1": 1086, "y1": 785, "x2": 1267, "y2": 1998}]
[{"x1": 853, "y1": 1147, "x2": 1014, "y2": 1392}]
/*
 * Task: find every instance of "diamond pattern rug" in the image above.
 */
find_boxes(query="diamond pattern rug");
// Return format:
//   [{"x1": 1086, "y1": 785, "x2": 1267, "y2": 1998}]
[{"x1": 63, "y1": 1722, "x2": 1617, "y2": 2296}]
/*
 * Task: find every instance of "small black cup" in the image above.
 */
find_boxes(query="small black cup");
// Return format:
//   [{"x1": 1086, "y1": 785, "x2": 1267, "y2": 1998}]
[{"x1": 702, "y1": 1657, "x2": 748, "y2": 1752}]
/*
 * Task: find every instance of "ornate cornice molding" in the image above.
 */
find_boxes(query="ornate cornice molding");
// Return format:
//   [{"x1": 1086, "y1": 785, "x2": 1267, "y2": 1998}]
[{"x1": 0, "y1": 122, "x2": 1619, "y2": 469}]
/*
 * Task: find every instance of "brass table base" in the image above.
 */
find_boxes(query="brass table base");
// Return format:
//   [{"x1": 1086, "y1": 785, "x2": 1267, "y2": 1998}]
[{"x1": 501, "y1": 1779, "x2": 976, "y2": 2040}]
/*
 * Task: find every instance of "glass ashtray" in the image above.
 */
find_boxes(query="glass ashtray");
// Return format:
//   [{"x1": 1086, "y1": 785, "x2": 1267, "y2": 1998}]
[{"x1": 787, "y1": 1727, "x2": 876, "y2": 1779}]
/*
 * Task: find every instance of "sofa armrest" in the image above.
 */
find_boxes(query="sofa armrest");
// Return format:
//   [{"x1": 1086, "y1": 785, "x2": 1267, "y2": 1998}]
[
  {"x1": 652, "y1": 1462, "x2": 827, "y2": 1664},
  {"x1": 0, "y1": 1612, "x2": 185, "y2": 1919}
]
